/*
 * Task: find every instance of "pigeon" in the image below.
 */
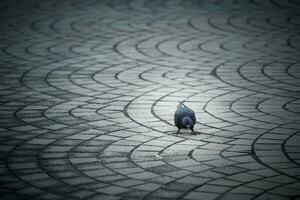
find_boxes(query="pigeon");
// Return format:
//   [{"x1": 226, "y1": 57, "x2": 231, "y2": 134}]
[{"x1": 174, "y1": 102, "x2": 196, "y2": 134}]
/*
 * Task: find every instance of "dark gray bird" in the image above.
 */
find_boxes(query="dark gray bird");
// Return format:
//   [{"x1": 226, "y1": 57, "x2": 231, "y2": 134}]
[{"x1": 174, "y1": 102, "x2": 196, "y2": 134}]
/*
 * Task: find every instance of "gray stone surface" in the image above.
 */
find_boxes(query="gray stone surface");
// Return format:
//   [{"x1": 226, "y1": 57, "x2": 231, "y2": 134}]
[{"x1": 0, "y1": 0, "x2": 300, "y2": 199}]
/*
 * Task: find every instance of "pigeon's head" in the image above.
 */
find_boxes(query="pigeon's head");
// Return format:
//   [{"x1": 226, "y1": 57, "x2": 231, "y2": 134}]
[{"x1": 182, "y1": 117, "x2": 193, "y2": 129}]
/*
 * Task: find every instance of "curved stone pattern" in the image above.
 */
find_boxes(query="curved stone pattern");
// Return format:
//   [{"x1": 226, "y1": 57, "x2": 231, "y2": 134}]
[{"x1": 0, "y1": 0, "x2": 300, "y2": 199}]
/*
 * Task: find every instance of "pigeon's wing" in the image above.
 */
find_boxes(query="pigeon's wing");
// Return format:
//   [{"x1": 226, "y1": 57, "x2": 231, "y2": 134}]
[
  {"x1": 182, "y1": 107, "x2": 196, "y2": 124},
  {"x1": 174, "y1": 108, "x2": 182, "y2": 128},
  {"x1": 191, "y1": 110, "x2": 196, "y2": 124},
  {"x1": 186, "y1": 107, "x2": 196, "y2": 123}
]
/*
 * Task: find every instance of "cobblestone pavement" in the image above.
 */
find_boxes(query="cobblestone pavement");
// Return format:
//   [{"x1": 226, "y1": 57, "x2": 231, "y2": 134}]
[{"x1": 1, "y1": 0, "x2": 300, "y2": 199}]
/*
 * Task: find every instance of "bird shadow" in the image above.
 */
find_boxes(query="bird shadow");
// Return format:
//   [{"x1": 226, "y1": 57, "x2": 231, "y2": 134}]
[
  {"x1": 172, "y1": 130, "x2": 201, "y2": 135},
  {"x1": 191, "y1": 131, "x2": 201, "y2": 135}
]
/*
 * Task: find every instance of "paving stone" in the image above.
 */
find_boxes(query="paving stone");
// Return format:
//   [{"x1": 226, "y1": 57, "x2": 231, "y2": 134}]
[
  {"x1": 128, "y1": 171, "x2": 160, "y2": 180},
  {"x1": 149, "y1": 189, "x2": 182, "y2": 199},
  {"x1": 114, "y1": 179, "x2": 145, "y2": 187},
  {"x1": 133, "y1": 183, "x2": 161, "y2": 191},
  {"x1": 227, "y1": 173, "x2": 262, "y2": 182},
  {"x1": 96, "y1": 185, "x2": 130, "y2": 195},
  {"x1": 184, "y1": 191, "x2": 219, "y2": 200},
  {"x1": 177, "y1": 176, "x2": 211, "y2": 185}
]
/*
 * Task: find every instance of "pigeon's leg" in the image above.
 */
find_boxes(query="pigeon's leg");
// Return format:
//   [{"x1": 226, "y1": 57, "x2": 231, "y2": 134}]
[
  {"x1": 191, "y1": 128, "x2": 195, "y2": 135},
  {"x1": 176, "y1": 128, "x2": 180, "y2": 134}
]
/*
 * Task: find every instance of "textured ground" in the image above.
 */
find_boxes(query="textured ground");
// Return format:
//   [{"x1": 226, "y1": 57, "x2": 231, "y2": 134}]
[{"x1": 1, "y1": 0, "x2": 300, "y2": 199}]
